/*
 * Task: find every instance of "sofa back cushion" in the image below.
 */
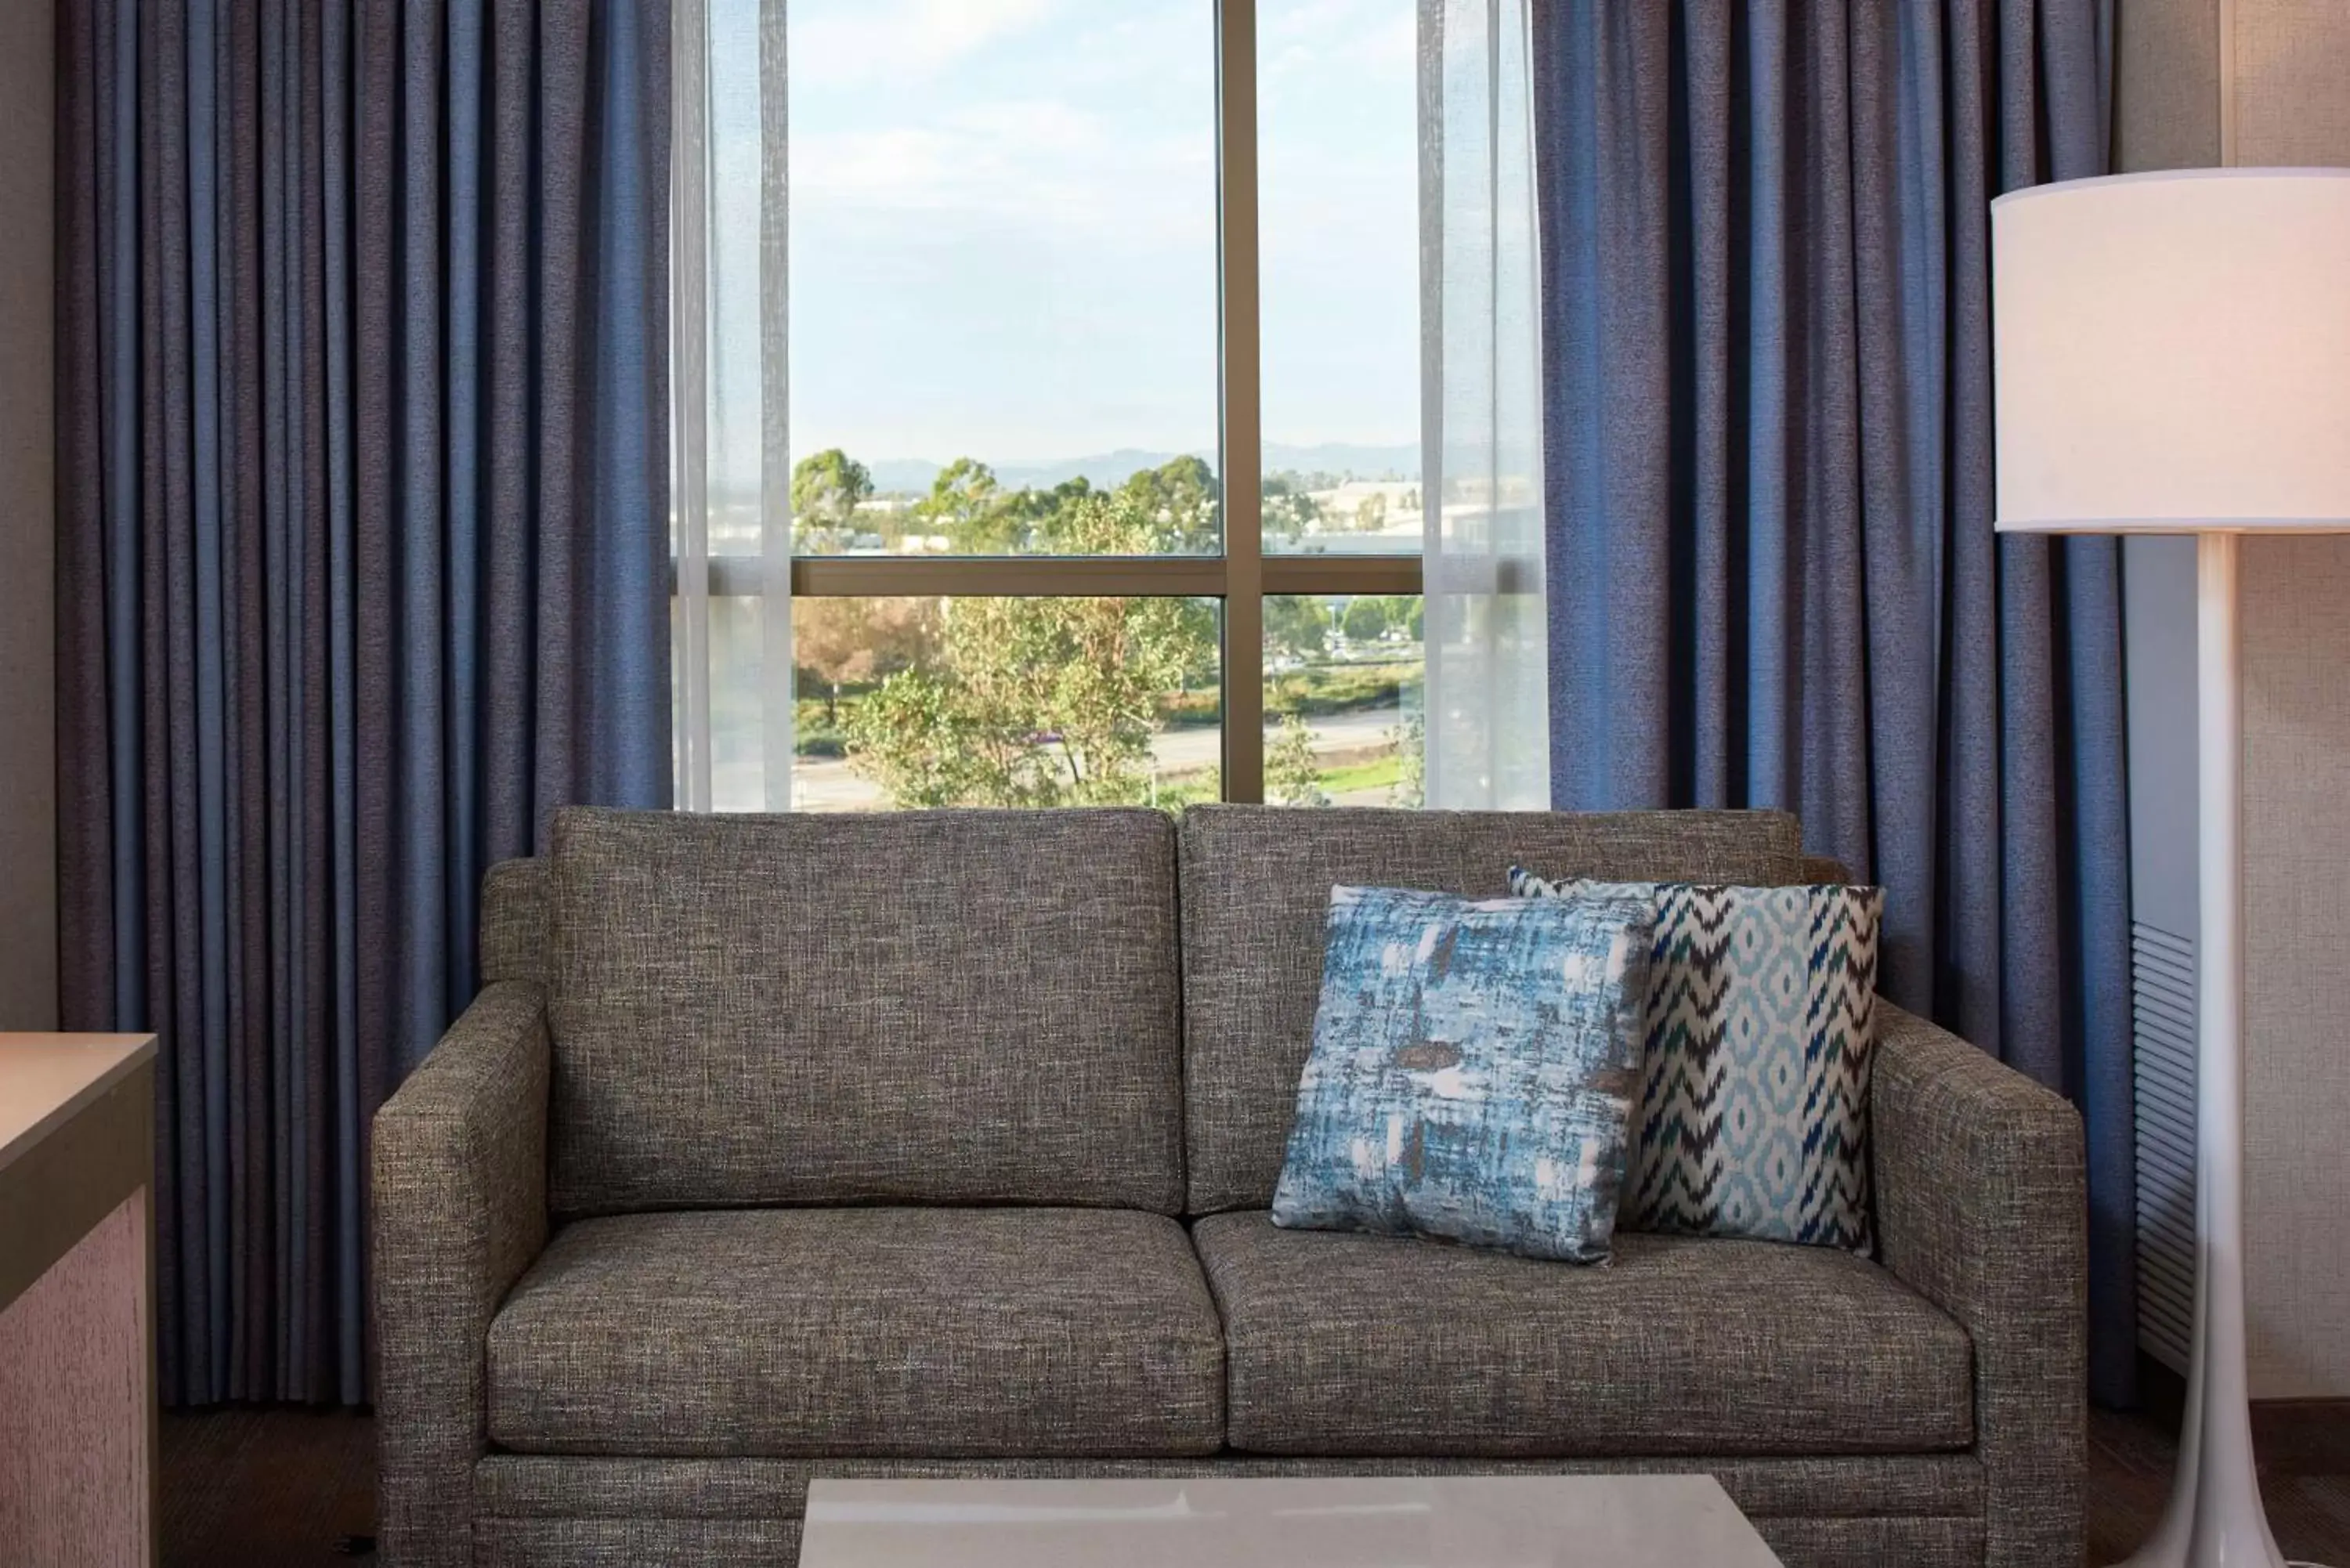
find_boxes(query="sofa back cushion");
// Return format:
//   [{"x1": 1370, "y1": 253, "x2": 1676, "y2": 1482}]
[
  {"x1": 1177, "y1": 806, "x2": 1802, "y2": 1214},
  {"x1": 545, "y1": 806, "x2": 1186, "y2": 1217},
  {"x1": 480, "y1": 857, "x2": 548, "y2": 985}
]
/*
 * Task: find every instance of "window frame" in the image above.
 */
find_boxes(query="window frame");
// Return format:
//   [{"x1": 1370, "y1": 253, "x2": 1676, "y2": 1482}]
[{"x1": 709, "y1": 1, "x2": 1425, "y2": 806}]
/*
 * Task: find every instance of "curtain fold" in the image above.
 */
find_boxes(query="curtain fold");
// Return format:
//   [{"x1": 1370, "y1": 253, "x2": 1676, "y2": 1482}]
[
  {"x1": 1418, "y1": 0, "x2": 1550, "y2": 811},
  {"x1": 56, "y1": 0, "x2": 672, "y2": 1407},
  {"x1": 1534, "y1": 0, "x2": 2135, "y2": 1404},
  {"x1": 671, "y1": 0, "x2": 791, "y2": 812}
]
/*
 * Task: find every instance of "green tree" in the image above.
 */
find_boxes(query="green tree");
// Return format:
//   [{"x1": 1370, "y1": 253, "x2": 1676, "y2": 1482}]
[
  {"x1": 915, "y1": 458, "x2": 1023, "y2": 552},
  {"x1": 1267, "y1": 713, "x2": 1329, "y2": 807},
  {"x1": 849, "y1": 592, "x2": 1198, "y2": 807},
  {"x1": 1110, "y1": 455, "x2": 1220, "y2": 554},
  {"x1": 1264, "y1": 596, "x2": 1329, "y2": 663},
  {"x1": 1340, "y1": 596, "x2": 1394, "y2": 644},
  {"x1": 844, "y1": 479, "x2": 1217, "y2": 807},
  {"x1": 1007, "y1": 475, "x2": 1097, "y2": 549},
  {"x1": 1263, "y1": 471, "x2": 1324, "y2": 546},
  {"x1": 791, "y1": 449, "x2": 873, "y2": 553},
  {"x1": 1390, "y1": 707, "x2": 1425, "y2": 808}
]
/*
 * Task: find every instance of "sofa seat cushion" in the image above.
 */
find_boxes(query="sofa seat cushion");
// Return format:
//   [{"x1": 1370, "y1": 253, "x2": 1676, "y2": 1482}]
[
  {"x1": 488, "y1": 1209, "x2": 1225, "y2": 1458},
  {"x1": 1194, "y1": 1212, "x2": 1973, "y2": 1458}
]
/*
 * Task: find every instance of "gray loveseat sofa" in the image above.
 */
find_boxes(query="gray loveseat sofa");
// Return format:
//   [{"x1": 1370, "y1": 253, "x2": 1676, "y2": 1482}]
[{"x1": 374, "y1": 804, "x2": 2085, "y2": 1568}]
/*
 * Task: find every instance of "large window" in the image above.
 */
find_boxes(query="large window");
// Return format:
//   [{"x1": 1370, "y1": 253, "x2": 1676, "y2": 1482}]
[{"x1": 678, "y1": 1, "x2": 1426, "y2": 811}]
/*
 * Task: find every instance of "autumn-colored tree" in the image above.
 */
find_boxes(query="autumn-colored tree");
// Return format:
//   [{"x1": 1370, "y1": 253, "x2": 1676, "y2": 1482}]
[{"x1": 794, "y1": 597, "x2": 937, "y2": 726}]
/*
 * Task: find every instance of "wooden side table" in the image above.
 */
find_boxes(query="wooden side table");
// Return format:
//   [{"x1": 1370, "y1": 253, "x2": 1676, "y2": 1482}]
[{"x1": 0, "y1": 1034, "x2": 158, "y2": 1567}]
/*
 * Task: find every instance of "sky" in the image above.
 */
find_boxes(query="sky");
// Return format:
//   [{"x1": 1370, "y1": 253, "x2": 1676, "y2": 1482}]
[{"x1": 699, "y1": 0, "x2": 1421, "y2": 486}]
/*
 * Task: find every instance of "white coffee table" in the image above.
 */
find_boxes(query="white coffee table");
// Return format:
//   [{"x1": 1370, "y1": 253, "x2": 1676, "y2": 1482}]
[{"x1": 797, "y1": 1474, "x2": 1784, "y2": 1566}]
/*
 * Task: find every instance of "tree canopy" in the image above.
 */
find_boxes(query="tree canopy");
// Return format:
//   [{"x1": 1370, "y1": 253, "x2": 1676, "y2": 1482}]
[
  {"x1": 841, "y1": 457, "x2": 1223, "y2": 807},
  {"x1": 790, "y1": 449, "x2": 873, "y2": 551},
  {"x1": 786, "y1": 450, "x2": 1420, "y2": 811}
]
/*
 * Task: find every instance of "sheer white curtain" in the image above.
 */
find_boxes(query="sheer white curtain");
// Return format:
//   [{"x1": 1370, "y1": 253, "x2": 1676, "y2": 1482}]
[
  {"x1": 1419, "y1": 0, "x2": 1549, "y2": 809},
  {"x1": 673, "y1": 0, "x2": 794, "y2": 811}
]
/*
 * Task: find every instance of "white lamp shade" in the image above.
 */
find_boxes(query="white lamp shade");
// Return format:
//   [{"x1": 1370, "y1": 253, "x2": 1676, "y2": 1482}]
[{"x1": 1993, "y1": 168, "x2": 2350, "y2": 535}]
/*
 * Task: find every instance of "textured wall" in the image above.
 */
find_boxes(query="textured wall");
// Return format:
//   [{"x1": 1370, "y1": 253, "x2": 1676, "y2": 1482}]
[
  {"x1": 0, "y1": 0, "x2": 56, "y2": 1031},
  {"x1": 2233, "y1": 0, "x2": 2350, "y2": 1403},
  {"x1": 2242, "y1": 540, "x2": 2350, "y2": 1398},
  {"x1": 2114, "y1": 0, "x2": 2222, "y2": 172},
  {"x1": 2233, "y1": 0, "x2": 2350, "y2": 166},
  {"x1": 2116, "y1": 0, "x2": 2350, "y2": 1399}
]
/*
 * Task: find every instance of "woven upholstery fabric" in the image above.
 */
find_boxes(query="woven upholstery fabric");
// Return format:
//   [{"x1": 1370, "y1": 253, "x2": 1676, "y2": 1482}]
[
  {"x1": 472, "y1": 1517, "x2": 1983, "y2": 1568},
  {"x1": 1271, "y1": 886, "x2": 1654, "y2": 1263},
  {"x1": 472, "y1": 1451, "x2": 1984, "y2": 1523},
  {"x1": 373, "y1": 981, "x2": 552, "y2": 1568},
  {"x1": 486, "y1": 1208, "x2": 1224, "y2": 1458},
  {"x1": 1510, "y1": 873, "x2": 1883, "y2": 1250},
  {"x1": 472, "y1": 1455, "x2": 1984, "y2": 1568},
  {"x1": 1178, "y1": 807, "x2": 1802, "y2": 1212},
  {"x1": 1195, "y1": 1211, "x2": 1972, "y2": 1458},
  {"x1": 468, "y1": 1516, "x2": 1975, "y2": 1568},
  {"x1": 1755, "y1": 1517, "x2": 1983, "y2": 1568},
  {"x1": 480, "y1": 858, "x2": 548, "y2": 986},
  {"x1": 476, "y1": 1519, "x2": 800, "y2": 1568},
  {"x1": 544, "y1": 807, "x2": 1185, "y2": 1216},
  {"x1": 1872, "y1": 1001, "x2": 2088, "y2": 1568},
  {"x1": 1799, "y1": 854, "x2": 1853, "y2": 886}
]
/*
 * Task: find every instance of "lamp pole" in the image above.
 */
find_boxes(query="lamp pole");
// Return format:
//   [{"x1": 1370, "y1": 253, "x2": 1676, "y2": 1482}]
[
  {"x1": 2120, "y1": 531, "x2": 2285, "y2": 1567},
  {"x1": 1992, "y1": 167, "x2": 2350, "y2": 1568}
]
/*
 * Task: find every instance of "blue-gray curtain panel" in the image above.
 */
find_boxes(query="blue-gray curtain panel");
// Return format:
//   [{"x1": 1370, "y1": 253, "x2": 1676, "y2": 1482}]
[
  {"x1": 1533, "y1": 2, "x2": 2133, "y2": 1404},
  {"x1": 54, "y1": 0, "x2": 671, "y2": 1406}
]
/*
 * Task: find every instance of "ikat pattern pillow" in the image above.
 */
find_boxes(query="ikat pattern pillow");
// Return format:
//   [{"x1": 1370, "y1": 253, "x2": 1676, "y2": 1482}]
[
  {"x1": 1509, "y1": 871, "x2": 1883, "y2": 1252},
  {"x1": 1270, "y1": 884, "x2": 1655, "y2": 1265}
]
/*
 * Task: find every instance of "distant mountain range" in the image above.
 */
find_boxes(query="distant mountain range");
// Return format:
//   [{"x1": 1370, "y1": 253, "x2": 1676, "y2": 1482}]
[{"x1": 864, "y1": 442, "x2": 1420, "y2": 496}]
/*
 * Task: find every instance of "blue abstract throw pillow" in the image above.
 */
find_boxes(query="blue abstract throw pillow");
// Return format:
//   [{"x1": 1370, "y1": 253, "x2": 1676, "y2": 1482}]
[
  {"x1": 1271, "y1": 884, "x2": 1656, "y2": 1265},
  {"x1": 1509, "y1": 870, "x2": 1884, "y2": 1252}
]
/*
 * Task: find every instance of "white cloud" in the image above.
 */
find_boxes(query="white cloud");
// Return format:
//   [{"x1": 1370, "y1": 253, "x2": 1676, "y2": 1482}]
[
  {"x1": 1260, "y1": 0, "x2": 1416, "y2": 90},
  {"x1": 791, "y1": 114, "x2": 1212, "y2": 251},
  {"x1": 790, "y1": 0, "x2": 1064, "y2": 87},
  {"x1": 751, "y1": 0, "x2": 1415, "y2": 459}
]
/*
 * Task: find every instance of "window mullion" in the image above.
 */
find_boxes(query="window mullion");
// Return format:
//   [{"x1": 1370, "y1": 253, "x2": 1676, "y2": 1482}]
[{"x1": 1217, "y1": 0, "x2": 1264, "y2": 803}]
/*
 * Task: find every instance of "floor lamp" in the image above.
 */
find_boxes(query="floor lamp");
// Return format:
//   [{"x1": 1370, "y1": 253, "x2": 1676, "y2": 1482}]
[{"x1": 1993, "y1": 168, "x2": 2350, "y2": 1568}]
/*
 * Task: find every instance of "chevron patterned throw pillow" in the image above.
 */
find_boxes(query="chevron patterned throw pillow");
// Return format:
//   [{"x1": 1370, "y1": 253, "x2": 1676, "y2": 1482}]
[{"x1": 1508, "y1": 871, "x2": 1883, "y2": 1252}]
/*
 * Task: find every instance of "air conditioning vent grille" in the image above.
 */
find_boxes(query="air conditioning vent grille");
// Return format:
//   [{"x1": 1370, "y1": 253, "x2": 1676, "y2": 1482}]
[{"x1": 2132, "y1": 922, "x2": 2196, "y2": 1376}]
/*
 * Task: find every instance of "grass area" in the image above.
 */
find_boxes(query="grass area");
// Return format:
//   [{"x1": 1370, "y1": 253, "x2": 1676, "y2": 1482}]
[
  {"x1": 1316, "y1": 753, "x2": 1404, "y2": 797},
  {"x1": 796, "y1": 722, "x2": 850, "y2": 758},
  {"x1": 1150, "y1": 768, "x2": 1223, "y2": 811},
  {"x1": 1267, "y1": 662, "x2": 1419, "y2": 718}
]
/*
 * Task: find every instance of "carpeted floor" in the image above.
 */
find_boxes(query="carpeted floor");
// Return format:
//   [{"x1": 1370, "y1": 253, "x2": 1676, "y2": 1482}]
[{"x1": 160, "y1": 1401, "x2": 2350, "y2": 1566}]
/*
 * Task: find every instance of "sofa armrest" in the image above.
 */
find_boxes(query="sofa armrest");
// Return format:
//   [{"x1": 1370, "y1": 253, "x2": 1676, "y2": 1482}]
[
  {"x1": 1871, "y1": 999, "x2": 2085, "y2": 1568},
  {"x1": 373, "y1": 981, "x2": 552, "y2": 1568}
]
